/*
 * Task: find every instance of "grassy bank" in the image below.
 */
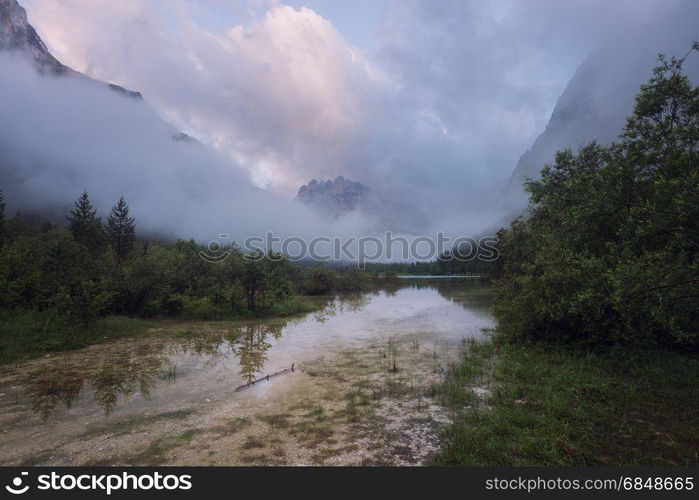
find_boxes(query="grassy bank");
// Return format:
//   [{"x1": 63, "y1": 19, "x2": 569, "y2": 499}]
[
  {"x1": 0, "y1": 310, "x2": 150, "y2": 364},
  {"x1": 0, "y1": 295, "x2": 325, "y2": 365},
  {"x1": 432, "y1": 334, "x2": 699, "y2": 466}
]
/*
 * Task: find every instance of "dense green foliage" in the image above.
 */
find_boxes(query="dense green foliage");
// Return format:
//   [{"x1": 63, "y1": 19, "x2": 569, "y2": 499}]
[
  {"x1": 434, "y1": 48, "x2": 699, "y2": 467},
  {"x1": 0, "y1": 192, "x2": 378, "y2": 361},
  {"x1": 493, "y1": 48, "x2": 699, "y2": 348}
]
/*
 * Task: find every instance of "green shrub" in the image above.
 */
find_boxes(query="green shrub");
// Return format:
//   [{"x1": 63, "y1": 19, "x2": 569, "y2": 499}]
[
  {"x1": 179, "y1": 296, "x2": 222, "y2": 320},
  {"x1": 494, "y1": 50, "x2": 699, "y2": 349}
]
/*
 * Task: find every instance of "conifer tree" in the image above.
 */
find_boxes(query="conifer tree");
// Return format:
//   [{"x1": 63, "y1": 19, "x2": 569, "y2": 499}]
[
  {"x1": 66, "y1": 191, "x2": 103, "y2": 253},
  {"x1": 106, "y1": 196, "x2": 135, "y2": 262}
]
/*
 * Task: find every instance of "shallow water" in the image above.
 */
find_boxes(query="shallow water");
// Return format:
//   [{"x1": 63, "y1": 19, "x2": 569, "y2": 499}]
[{"x1": 0, "y1": 279, "x2": 495, "y2": 465}]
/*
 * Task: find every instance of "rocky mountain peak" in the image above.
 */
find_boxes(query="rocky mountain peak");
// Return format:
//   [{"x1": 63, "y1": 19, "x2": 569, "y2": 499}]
[
  {"x1": 0, "y1": 0, "x2": 143, "y2": 99},
  {"x1": 0, "y1": 0, "x2": 68, "y2": 74},
  {"x1": 296, "y1": 176, "x2": 368, "y2": 217}
]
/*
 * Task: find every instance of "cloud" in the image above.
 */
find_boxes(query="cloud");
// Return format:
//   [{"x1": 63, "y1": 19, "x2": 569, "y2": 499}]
[
  {"x1": 22, "y1": 0, "x2": 379, "y2": 194},
  {"x1": 375, "y1": 0, "x2": 689, "y2": 176},
  {"x1": 0, "y1": 53, "x2": 363, "y2": 243},
  {"x1": 11, "y1": 0, "x2": 699, "y2": 239}
]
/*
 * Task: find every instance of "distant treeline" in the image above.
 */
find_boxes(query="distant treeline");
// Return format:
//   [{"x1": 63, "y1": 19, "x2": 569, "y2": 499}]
[
  {"x1": 363, "y1": 255, "x2": 492, "y2": 276},
  {"x1": 491, "y1": 47, "x2": 699, "y2": 349}
]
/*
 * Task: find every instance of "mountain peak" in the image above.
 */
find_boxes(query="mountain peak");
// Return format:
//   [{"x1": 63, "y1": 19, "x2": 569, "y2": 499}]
[
  {"x1": 0, "y1": 0, "x2": 68, "y2": 74},
  {"x1": 0, "y1": 0, "x2": 143, "y2": 99},
  {"x1": 296, "y1": 176, "x2": 368, "y2": 217}
]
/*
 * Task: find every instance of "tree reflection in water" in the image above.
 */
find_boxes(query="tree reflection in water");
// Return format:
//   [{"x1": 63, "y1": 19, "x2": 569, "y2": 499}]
[
  {"x1": 28, "y1": 343, "x2": 169, "y2": 419},
  {"x1": 312, "y1": 293, "x2": 370, "y2": 323},
  {"x1": 19, "y1": 295, "x2": 356, "y2": 418},
  {"x1": 16, "y1": 288, "x2": 480, "y2": 420},
  {"x1": 233, "y1": 323, "x2": 281, "y2": 384}
]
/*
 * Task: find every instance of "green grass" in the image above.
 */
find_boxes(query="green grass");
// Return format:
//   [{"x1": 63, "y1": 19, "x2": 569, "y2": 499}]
[
  {"x1": 0, "y1": 309, "x2": 150, "y2": 364},
  {"x1": 432, "y1": 335, "x2": 699, "y2": 466}
]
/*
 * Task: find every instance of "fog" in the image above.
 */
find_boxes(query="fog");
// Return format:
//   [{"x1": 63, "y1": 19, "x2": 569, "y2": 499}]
[
  {"x1": 0, "y1": 54, "x2": 358, "y2": 242},
  {"x1": 3, "y1": 0, "x2": 699, "y2": 245}
]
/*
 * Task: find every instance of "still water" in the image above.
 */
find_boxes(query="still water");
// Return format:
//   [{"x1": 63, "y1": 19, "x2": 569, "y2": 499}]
[{"x1": 0, "y1": 279, "x2": 495, "y2": 465}]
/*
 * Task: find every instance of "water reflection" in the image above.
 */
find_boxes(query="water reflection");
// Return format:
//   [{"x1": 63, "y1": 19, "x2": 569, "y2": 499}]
[
  {"x1": 5, "y1": 281, "x2": 493, "y2": 420},
  {"x1": 378, "y1": 277, "x2": 494, "y2": 313},
  {"x1": 312, "y1": 293, "x2": 370, "y2": 323},
  {"x1": 22, "y1": 321, "x2": 289, "y2": 419},
  {"x1": 428, "y1": 278, "x2": 495, "y2": 314},
  {"x1": 28, "y1": 345, "x2": 171, "y2": 419},
  {"x1": 233, "y1": 323, "x2": 281, "y2": 383}
]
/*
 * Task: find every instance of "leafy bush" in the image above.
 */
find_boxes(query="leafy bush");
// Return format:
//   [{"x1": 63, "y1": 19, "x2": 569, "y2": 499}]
[
  {"x1": 301, "y1": 268, "x2": 338, "y2": 295},
  {"x1": 179, "y1": 296, "x2": 222, "y2": 320},
  {"x1": 494, "y1": 48, "x2": 699, "y2": 349}
]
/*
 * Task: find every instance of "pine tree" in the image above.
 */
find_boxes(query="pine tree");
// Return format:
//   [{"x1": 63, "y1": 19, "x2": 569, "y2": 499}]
[
  {"x1": 66, "y1": 191, "x2": 103, "y2": 253},
  {"x1": 106, "y1": 196, "x2": 135, "y2": 262}
]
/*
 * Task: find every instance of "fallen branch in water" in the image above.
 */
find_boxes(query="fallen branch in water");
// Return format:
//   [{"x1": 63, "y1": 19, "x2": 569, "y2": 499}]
[{"x1": 234, "y1": 363, "x2": 296, "y2": 392}]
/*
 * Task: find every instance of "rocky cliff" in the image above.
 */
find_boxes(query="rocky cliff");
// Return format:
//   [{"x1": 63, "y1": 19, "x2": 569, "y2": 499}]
[
  {"x1": 507, "y1": 3, "x2": 699, "y2": 208},
  {"x1": 296, "y1": 176, "x2": 368, "y2": 217},
  {"x1": 0, "y1": 0, "x2": 141, "y2": 98}
]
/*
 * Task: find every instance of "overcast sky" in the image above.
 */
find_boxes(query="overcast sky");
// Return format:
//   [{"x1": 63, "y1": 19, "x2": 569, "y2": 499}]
[
  {"x1": 4, "y1": 0, "x2": 694, "y2": 244},
  {"x1": 20, "y1": 0, "x2": 686, "y2": 195}
]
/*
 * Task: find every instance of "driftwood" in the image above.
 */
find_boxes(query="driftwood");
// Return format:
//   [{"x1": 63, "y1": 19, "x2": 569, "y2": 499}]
[{"x1": 234, "y1": 363, "x2": 296, "y2": 392}]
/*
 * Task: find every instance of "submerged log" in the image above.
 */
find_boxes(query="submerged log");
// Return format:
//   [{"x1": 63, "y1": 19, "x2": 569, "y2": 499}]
[{"x1": 234, "y1": 363, "x2": 296, "y2": 392}]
